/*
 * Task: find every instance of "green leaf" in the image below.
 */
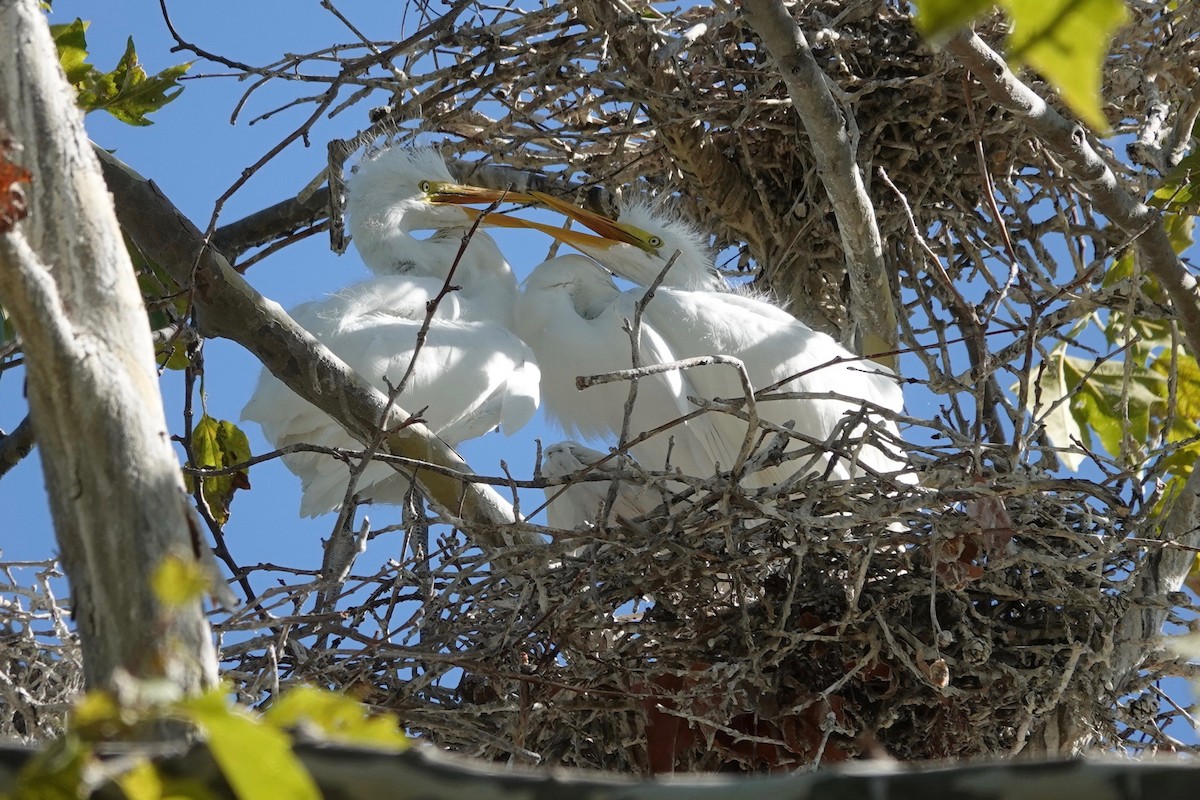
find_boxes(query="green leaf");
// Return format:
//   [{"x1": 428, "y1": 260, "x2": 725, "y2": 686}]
[
  {"x1": 912, "y1": 0, "x2": 994, "y2": 39},
  {"x1": 1163, "y1": 210, "x2": 1195, "y2": 253},
  {"x1": 153, "y1": 554, "x2": 212, "y2": 608},
  {"x1": 77, "y1": 38, "x2": 191, "y2": 127},
  {"x1": 1152, "y1": 150, "x2": 1200, "y2": 214},
  {"x1": 13, "y1": 735, "x2": 91, "y2": 800},
  {"x1": 114, "y1": 760, "x2": 164, "y2": 800},
  {"x1": 49, "y1": 18, "x2": 92, "y2": 84},
  {"x1": 1024, "y1": 347, "x2": 1087, "y2": 470},
  {"x1": 1061, "y1": 355, "x2": 1166, "y2": 462},
  {"x1": 265, "y1": 686, "x2": 408, "y2": 750},
  {"x1": 1001, "y1": 0, "x2": 1129, "y2": 133},
  {"x1": 52, "y1": 22, "x2": 191, "y2": 126},
  {"x1": 181, "y1": 691, "x2": 320, "y2": 800},
  {"x1": 188, "y1": 416, "x2": 252, "y2": 524}
]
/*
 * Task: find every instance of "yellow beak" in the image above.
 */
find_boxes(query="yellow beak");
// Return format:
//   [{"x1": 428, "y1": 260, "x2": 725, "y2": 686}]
[
  {"x1": 423, "y1": 180, "x2": 618, "y2": 248},
  {"x1": 525, "y1": 191, "x2": 660, "y2": 254},
  {"x1": 421, "y1": 180, "x2": 535, "y2": 205},
  {"x1": 424, "y1": 180, "x2": 658, "y2": 253}
]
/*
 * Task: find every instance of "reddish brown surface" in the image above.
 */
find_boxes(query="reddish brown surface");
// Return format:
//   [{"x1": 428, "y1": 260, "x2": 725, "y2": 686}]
[
  {"x1": 0, "y1": 134, "x2": 32, "y2": 234},
  {"x1": 635, "y1": 665, "x2": 856, "y2": 773}
]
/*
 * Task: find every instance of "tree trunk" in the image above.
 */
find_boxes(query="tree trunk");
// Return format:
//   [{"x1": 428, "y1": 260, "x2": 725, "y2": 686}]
[{"x1": 0, "y1": 0, "x2": 216, "y2": 692}]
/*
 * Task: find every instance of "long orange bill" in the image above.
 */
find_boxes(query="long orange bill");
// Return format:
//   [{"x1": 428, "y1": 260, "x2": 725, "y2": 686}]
[
  {"x1": 525, "y1": 191, "x2": 660, "y2": 253},
  {"x1": 421, "y1": 180, "x2": 536, "y2": 205},
  {"x1": 424, "y1": 181, "x2": 626, "y2": 249}
]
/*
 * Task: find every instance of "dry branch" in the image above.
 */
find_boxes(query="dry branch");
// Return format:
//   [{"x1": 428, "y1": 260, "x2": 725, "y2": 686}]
[{"x1": 740, "y1": 0, "x2": 898, "y2": 363}]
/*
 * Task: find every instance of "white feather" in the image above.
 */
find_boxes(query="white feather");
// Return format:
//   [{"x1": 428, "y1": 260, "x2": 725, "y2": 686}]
[
  {"x1": 540, "y1": 440, "x2": 660, "y2": 531},
  {"x1": 243, "y1": 147, "x2": 539, "y2": 517},
  {"x1": 520, "y1": 207, "x2": 910, "y2": 488}
]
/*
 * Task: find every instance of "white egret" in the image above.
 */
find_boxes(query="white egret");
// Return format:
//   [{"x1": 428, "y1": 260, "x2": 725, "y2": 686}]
[
  {"x1": 541, "y1": 440, "x2": 660, "y2": 532},
  {"x1": 243, "y1": 146, "x2": 552, "y2": 517},
  {"x1": 437, "y1": 188, "x2": 910, "y2": 488}
]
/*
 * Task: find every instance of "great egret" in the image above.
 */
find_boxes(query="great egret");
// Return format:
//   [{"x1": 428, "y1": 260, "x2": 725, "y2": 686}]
[
  {"x1": 541, "y1": 440, "x2": 660, "y2": 532},
  {"x1": 243, "y1": 146, "x2": 553, "y2": 517},
  {"x1": 437, "y1": 188, "x2": 910, "y2": 489}
]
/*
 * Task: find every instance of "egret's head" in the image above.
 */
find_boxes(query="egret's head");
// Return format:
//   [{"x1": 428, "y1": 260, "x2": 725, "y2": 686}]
[
  {"x1": 520, "y1": 255, "x2": 619, "y2": 321},
  {"x1": 346, "y1": 146, "x2": 476, "y2": 240}
]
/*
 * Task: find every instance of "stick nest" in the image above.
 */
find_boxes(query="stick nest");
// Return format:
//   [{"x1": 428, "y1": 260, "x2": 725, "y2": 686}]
[{"x1": 4, "y1": 0, "x2": 1200, "y2": 772}]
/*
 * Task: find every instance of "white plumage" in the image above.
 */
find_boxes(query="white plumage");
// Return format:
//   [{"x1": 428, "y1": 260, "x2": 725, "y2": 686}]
[
  {"x1": 515, "y1": 202, "x2": 909, "y2": 489},
  {"x1": 243, "y1": 146, "x2": 539, "y2": 517},
  {"x1": 540, "y1": 440, "x2": 660, "y2": 531}
]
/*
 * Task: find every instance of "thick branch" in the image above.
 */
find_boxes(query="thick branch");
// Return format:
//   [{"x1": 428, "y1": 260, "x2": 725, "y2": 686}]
[
  {"x1": 95, "y1": 149, "x2": 540, "y2": 549},
  {"x1": 740, "y1": 0, "x2": 898, "y2": 364},
  {"x1": 211, "y1": 158, "x2": 587, "y2": 260},
  {"x1": 4, "y1": 742, "x2": 1200, "y2": 799},
  {"x1": 0, "y1": 415, "x2": 35, "y2": 478},
  {"x1": 0, "y1": 0, "x2": 216, "y2": 691},
  {"x1": 1113, "y1": 465, "x2": 1200, "y2": 688},
  {"x1": 946, "y1": 30, "x2": 1200, "y2": 360}
]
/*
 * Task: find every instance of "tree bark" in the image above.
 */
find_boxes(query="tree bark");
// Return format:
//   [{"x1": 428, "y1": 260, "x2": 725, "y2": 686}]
[
  {"x1": 0, "y1": 0, "x2": 216, "y2": 691},
  {"x1": 740, "y1": 0, "x2": 899, "y2": 366}
]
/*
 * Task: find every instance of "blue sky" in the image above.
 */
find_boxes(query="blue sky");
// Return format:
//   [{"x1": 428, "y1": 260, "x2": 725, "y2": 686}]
[
  {"x1": 1, "y1": 1, "x2": 580, "y2": 570},
  {"x1": 2, "y1": 1, "x2": 1196, "y2": 748}
]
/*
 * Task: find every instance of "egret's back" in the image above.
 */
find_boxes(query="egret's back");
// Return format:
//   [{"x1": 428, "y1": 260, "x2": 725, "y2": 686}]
[{"x1": 244, "y1": 276, "x2": 539, "y2": 517}]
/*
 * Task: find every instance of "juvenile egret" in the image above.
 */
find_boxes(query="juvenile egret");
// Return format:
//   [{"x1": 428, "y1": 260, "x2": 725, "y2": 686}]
[
  {"x1": 541, "y1": 440, "x2": 660, "y2": 531},
  {"x1": 243, "y1": 146, "x2": 548, "y2": 517},
  {"x1": 438, "y1": 188, "x2": 910, "y2": 488}
]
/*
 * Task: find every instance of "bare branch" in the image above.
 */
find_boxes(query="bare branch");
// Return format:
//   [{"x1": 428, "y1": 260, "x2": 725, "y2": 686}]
[
  {"x1": 946, "y1": 29, "x2": 1200, "y2": 360},
  {"x1": 0, "y1": 416, "x2": 35, "y2": 479},
  {"x1": 740, "y1": 0, "x2": 898, "y2": 364}
]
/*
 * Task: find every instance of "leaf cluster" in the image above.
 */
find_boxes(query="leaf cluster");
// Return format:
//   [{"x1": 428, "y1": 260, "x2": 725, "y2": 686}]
[
  {"x1": 10, "y1": 682, "x2": 406, "y2": 800},
  {"x1": 50, "y1": 18, "x2": 190, "y2": 126}
]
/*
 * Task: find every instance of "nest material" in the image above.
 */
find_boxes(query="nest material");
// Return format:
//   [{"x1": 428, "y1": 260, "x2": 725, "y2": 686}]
[
  {"x1": 5, "y1": 0, "x2": 1200, "y2": 771},
  {"x1": 0, "y1": 562, "x2": 82, "y2": 742},
  {"x1": 203, "y1": 429, "x2": 1176, "y2": 772}
]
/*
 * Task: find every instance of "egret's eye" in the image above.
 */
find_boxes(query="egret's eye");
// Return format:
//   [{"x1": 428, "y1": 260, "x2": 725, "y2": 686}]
[
  {"x1": 649, "y1": 235, "x2": 664, "y2": 248},
  {"x1": 419, "y1": 180, "x2": 433, "y2": 193}
]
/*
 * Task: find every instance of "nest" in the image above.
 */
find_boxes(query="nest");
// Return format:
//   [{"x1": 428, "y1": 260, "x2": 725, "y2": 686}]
[
  {"x1": 197, "y1": 420, "x2": 1191, "y2": 770},
  {"x1": 5, "y1": 0, "x2": 1200, "y2": 772},
  {"x1": 0, "y1": 561, "x2": 82, "y2": 741}
]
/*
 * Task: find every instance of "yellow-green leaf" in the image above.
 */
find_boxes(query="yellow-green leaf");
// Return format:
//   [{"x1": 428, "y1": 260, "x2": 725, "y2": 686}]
[
  {"x1": 157, "y1": 341, "x2": 192, "y2": 372},
  {"x1": 1163, "y1": 210, "x2": 1195, "y2": 253},
  {"x1": 49, "y1": 18, "x2": 92, "y2": 84},
  {"x1": 153, "y1": 554, "x2": 211, "y2": 608},
  {"x1": 71, "y1": 691, "x2": 121, "y2": 731},
  {"x1": 57, "y1": 27, "x2": 190, "y2": 126},
  {"x1": 13, "y1": 735, "x2": 91, "y2": 800},
  {"x1": 1001, "y1": 0, "x2": 1129, "y2": 133},
  {"x1": 1152, "y1": 150, "x2": 1200, "y2": 214},
  {"x1": 189, "y1": 415, "x2": 252, "y2": 524},
  {"x1": 181, "y1": 691, "x2": 320, "y2": 800},
  {"x1": 265, "y1": 686, "x2": 408, "y2": 750},
  {"x1": 114, "y1": 759, "x2": 164, "y2": 800},
  {"x1": 1061, "y1": 354, "x2": 1167, "y2": 462},
  {"x1": 1024, "y1": 347, "x2": 1087, "y2": 470},
  {"x1": 912, "y1": 0, "x2": 994, "y2": 39}
]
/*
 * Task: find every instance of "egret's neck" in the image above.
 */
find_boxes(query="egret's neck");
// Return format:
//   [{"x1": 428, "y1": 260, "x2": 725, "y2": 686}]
[
  {"x1": 661, "y1": 263, "x2": 725, "y2": 291},
  {"x1": 567, "y1": 273, "x2": 618, "y2": 320},
  {"x1": 350, "y1": 214, "x2": 429, "y2": 277}
]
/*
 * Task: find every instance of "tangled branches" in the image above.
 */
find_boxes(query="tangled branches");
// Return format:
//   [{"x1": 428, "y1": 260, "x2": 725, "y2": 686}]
[{"x1": 6, "y1": 0, "x2": 1200, "y2": 772}]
